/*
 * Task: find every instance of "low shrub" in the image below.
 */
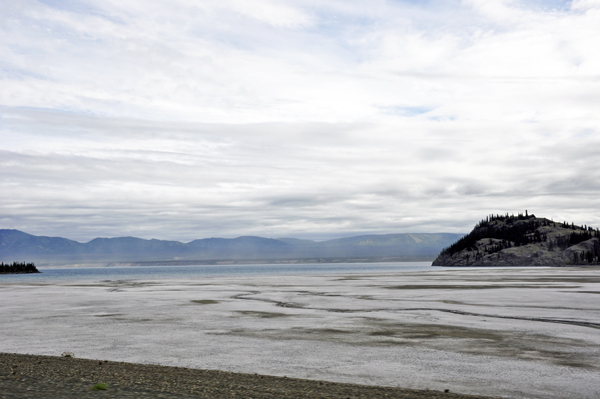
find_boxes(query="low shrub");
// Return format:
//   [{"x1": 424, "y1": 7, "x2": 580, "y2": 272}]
[{"x1": 91, "y1": 383, "x2": 109, "y2": 390}]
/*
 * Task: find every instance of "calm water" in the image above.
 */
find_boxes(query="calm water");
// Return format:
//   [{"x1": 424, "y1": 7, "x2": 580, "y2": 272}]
[{"x1": 0, "y1": 262, "x2": 433, "y2": 283}]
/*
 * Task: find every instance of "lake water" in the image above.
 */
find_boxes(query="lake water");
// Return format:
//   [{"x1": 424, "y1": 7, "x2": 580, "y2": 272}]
[{"x1": 0, "y1": 261, "x2": 433, "y2": 282}]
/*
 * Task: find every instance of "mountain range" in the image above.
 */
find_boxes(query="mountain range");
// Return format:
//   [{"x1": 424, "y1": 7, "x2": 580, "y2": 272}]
[{"x1": 0, "y1": 229, "x2": 463, "y2": 266}]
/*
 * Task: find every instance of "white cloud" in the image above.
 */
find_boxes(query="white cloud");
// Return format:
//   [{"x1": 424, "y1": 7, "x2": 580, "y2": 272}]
[
  {"x1": 571, "y1": 0, "x2": 600, "y2": 10},
  {"x1": 463, "y1": 0, "x2": 524, "y2": 22},
  {"x1": 1, "y1": 0, "x2": 600, "y2": 241},
  {"x1": 227, "y1": 0, "x2": 314, "y2": 28}
]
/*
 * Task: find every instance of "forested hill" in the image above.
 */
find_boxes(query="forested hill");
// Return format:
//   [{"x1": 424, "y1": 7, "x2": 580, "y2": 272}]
[{"x1": 432, "y1": 212, "x2": 600, "y2": 266}]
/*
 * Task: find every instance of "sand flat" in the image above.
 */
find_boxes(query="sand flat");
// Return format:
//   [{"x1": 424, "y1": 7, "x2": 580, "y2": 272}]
[{"x1": 1, "y1": 267, "x2": 599, "y2": 398}]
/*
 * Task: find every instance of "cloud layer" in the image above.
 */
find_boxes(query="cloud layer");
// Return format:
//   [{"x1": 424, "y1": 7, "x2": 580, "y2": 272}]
[{"x1": 2, "y1": 0, "x2": 600, "y2": 242}]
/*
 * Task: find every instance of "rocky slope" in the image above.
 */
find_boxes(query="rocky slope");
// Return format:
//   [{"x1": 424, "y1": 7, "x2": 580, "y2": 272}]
[{"x1": 432, "y1": 213, "x2": 600, "y2": 266}]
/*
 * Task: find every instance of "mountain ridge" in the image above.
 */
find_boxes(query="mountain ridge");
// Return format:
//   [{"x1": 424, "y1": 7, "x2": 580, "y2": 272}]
[{"x1": 0, "y1": 229, "x2": 463, "y2": 266}]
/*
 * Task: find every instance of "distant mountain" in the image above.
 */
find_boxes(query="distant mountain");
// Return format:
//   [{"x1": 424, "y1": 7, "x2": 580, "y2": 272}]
[
  {"x1": 0, "y1": 229, "x2": 463, "y2": 266},
  {"x1": 432, "y1": 213, "x2": 600, "y2": 266},
  {"x1": 0, "y1": 230, "x2": 85, "y2": 256},
  {"x1": 277, "y1": 233, "x2": 463, "y2": 259},
  {"x1": 186, "y1": 236, "x2": 292, "y2": 260}
]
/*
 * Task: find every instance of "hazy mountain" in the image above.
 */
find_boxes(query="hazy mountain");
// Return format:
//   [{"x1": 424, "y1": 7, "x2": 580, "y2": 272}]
[
  {"x1": 432, "y1": 213, "x2": 600, "y2": 266},
  {"x1": 0, "y1": 230, "x2": 85, "y2": 255},
  {"x1": 0, "y1": 229, "x2": 463, "y2": 266},
  {"x1": 186, "y1": 236, "x2": 292, "y2": 260}
]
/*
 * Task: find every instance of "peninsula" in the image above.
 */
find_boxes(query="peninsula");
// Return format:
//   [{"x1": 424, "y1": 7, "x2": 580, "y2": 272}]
[
  {"x1": 432, "y1": 212, "x2": 600, "y2": 266},
  {"x1": 0, "y1": 262, "x2": 40, "y2": 274}
]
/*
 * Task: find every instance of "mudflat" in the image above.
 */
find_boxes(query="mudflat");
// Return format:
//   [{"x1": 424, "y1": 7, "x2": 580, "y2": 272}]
[{"x1": 1, "y1": 266, "x2": 599, "y2": 398}]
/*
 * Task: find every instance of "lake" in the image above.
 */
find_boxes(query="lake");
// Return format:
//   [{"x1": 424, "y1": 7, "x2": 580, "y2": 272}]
[{"x1": 1, "y1": 261, "x2": 433, "y2": 282}]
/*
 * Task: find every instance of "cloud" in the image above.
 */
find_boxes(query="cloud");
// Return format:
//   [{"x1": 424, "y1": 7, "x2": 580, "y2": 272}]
[
  {"x1": 571, "y1": 0, "x2": 600, "y2": 10},
  {"x1": 226, "y1": 0, "x2": 314, "y2": 28},
  {"x1": 1, "y1": 0, "x2": 600, "y2": 241}
]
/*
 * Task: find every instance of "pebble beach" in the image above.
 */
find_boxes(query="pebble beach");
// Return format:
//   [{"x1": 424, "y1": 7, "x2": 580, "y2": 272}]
[{"x1": 0, "y1": 353, "x2": 494, "y2": 399}]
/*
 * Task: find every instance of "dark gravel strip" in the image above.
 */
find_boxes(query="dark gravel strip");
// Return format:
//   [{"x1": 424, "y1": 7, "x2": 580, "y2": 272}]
[{"x1": 0, "y1": 352, "x2": 498, "y2": 399}]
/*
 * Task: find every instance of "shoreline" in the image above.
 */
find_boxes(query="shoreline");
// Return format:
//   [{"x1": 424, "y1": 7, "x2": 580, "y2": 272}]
[
  {"x1": 1, "y1": 352, "x2": 496, "y2": 399},
  {"x1": 31, "y1": 258, "x2": 432, "y2": 268}
]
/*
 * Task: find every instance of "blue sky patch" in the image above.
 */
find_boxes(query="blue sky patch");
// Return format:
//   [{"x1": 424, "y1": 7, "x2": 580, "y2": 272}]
[{"x1": 381, "y1": 106, "x2": 435, "y2": 117}]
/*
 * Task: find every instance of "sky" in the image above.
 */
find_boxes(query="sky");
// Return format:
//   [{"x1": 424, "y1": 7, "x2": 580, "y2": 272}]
[{"x1": 1, "y1": 0, "x2": 600, "y2": 242}]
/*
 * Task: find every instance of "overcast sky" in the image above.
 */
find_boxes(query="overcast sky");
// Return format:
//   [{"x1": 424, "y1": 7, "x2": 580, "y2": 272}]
[{"x1": 1, "y1": 0, "x2": 600, "y2": 242}]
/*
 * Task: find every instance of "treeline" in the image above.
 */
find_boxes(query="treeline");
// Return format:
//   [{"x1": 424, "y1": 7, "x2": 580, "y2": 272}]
[
  {"x1": 572, "y1": 247, "x2": 600, "y2": 264},
  {"x1": 441, "y1": 212, "x2": 545, "y2": 257},
  {"x1": 551, "y1": 230, "x2": 599, "y2": 251},
  {"x1": 0, "y1": 262, "x2": 40, "y2": 274},
  {"x1": 568, "y1": 237, "x2": 600, "y2": 264},
  {"x1": 440, "y1": 212, "x2": 600, "y2": 259},
  {"x1": 475, "y1": 211, "x2": 537, "y2": 226}
]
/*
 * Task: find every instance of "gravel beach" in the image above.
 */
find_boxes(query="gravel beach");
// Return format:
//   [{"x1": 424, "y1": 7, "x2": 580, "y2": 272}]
[{"x1": 0, "y1": 353, "x2": 497, "y2": 399}]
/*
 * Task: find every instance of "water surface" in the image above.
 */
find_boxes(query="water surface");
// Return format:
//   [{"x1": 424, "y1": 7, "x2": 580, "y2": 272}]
[{"x1": 1, "y1": 261, "x2": 433, "y2": 283}]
